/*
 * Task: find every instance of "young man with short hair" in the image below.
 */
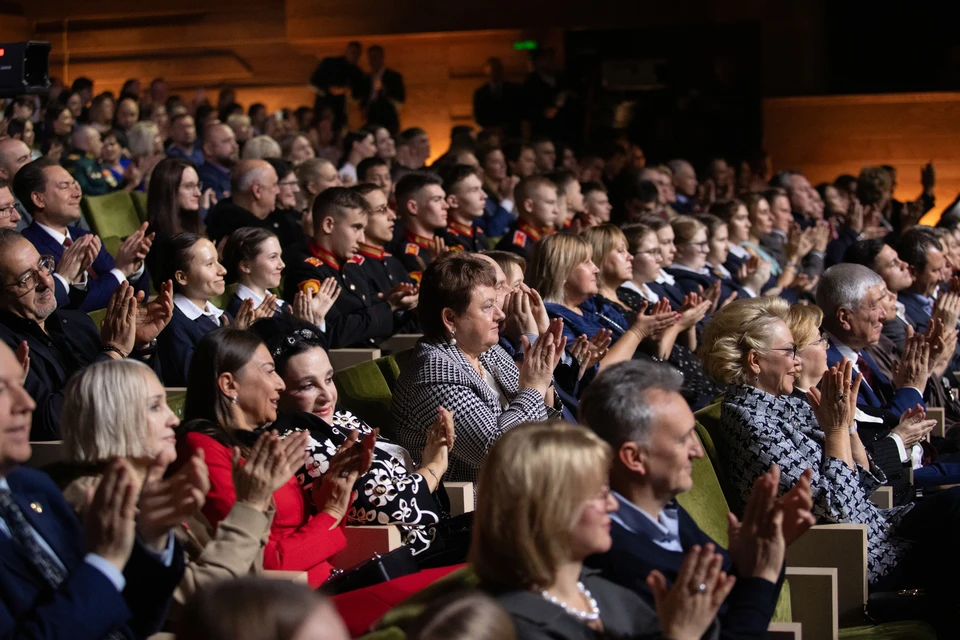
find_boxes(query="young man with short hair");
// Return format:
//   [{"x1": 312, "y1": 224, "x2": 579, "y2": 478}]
[
  {"x1": 284, "y1": 187, "x2": 416, "y2": 348},
  {"x1": 388, "y1": 171, "x2": 449, "y2": 276},
  {"x1": 357, "y1": 155, "x2": 393, "y2": 198},
  {"x1": 441, "y1": 164, "x2": 489, "y2": 252},
  {"x1": 494, "y1": 175, "x2": 558, "y2": 260}
]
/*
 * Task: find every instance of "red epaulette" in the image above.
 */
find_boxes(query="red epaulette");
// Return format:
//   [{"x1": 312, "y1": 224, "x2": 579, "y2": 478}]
[
  {"x1": 512, "y1": 230, "x2": 528, "y2": 246},
  {"x1": 405, "y1": 243, "x2": 420, "y2": 255},
  {"x1": 305, "y1": 257, "x2": 322, "y2": 267},
  {"x1": 349, "y1": 255, "x2": 365, "y2": 265}
]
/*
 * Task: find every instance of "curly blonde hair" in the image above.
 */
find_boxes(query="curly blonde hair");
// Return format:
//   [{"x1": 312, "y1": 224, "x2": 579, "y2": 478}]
[{"x1": 698, "y1": 296, "x2": 792, "y2": 385}]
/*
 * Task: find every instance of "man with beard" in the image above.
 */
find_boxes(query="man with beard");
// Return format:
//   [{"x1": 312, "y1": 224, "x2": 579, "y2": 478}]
[{"x1": 197, "y1": 123, "x2": 239, "y2": 201}]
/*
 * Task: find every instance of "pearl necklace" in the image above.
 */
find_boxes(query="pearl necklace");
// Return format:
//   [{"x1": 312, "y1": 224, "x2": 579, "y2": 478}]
[{"x1": 540, "y1": 581, "x2": 601, "y2": 622}]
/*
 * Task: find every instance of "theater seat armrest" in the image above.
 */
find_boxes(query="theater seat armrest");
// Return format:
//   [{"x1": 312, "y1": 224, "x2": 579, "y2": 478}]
[
  {"x1": 785, "y1": 567, "x2": 838, "y2": 640},
  {"x1": 380, "y1": 334, "x2": 423, "y2": 352},
  {"x1": 262, "y1": 570, "x2": 308, "y2": 583},
  {"x1": 332, "y1": 525, "x2": 402, "y2": 569},
  {"x1": 444, "y1": 482, "x2": 475, "y2": 515},
  {"x1": 26, "y1": 441, "x2": 65, "y2": 469},
  {"x1": 927, "y1": 406, "x2": 945, "y2": 439},
  {"x1": 766, "y1": 621, "x2": 803, "y2": 640},
  {"x1": 869, "y1": 486, "x2": 893, "y2": 509},
  {"x1": 329, "y1": 349, "x2": 382, "y2": 371},
  {"x1": 786, "y1": 524, "x2": 867, "y2": 628}
]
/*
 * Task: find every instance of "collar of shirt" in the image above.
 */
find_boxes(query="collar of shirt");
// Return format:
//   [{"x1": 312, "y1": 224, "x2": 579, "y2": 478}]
[
  {"x1": 309, "y1": 239, "x2": 341, "y2": 270},
  {"x1": 900, "y1": 290, "x2": 935, "y2": 316},
  {"x1": 35, "y1": 221, "x2": 70, "y2": 245},
  {"x1": 358, "y1": 243, "x2": 386, "y2": 260},
  {"x1": 235, "y1": 284, "x2": 264, "y2": 307},
  {"x1": 174, "y1": 293, "x2": 224, "y2": 321},
  {"x1": 655, "y1": 269, "x2": 676, "y2": 286},
  {"x1": 610, "y1": 491, "x2": 683, "y2": 552},
  {"x1": 517, "y1": 220, "x2": 551, "y2": 241},
  {"x1": 620, "y1": 280, "x2": 660, "y2": 303},
  {"x1": 448, "y1": 220, "x2": 475, "y2": 237},
  {"x1": 728, "y1": 243, "x2": 749, "y2": 259},
  {"x1": 773, "y1": 229, "x2": 788, "y2": 241},
  {"x1": 894, "y1": 300, "x2": 908, "y2": 324},
  {"x1": 707, "y1": 261, "x2": 732, "y2": 279},
  {"x1": 404, "y1": 229, "x2": 436, "y2": 249},
  {"x1": 668, "y1": 263, "x2": 708, "y2": 276},
  {"x1": 826, "y1": 332, "x2": 861, "y2": 367}
]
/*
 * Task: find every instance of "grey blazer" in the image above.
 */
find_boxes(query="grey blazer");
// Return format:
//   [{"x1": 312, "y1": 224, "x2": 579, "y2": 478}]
[{"x1": 391, "y1": 338, "x2": 549, "y2": 484}]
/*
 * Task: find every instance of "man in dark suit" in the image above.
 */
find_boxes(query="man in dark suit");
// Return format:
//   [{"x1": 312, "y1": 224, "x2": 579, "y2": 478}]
[
  {"x1": 0, "y1": 340, "x2": 185, "y2": 639},
  {"x1": 362, "y1": 45, "x2": 405, "y2": 136},
  {"x1": 13, "y1": 158, "x2": 152, "y2": 312},
  {"x1": 0, "y1": 230, "x2": 169, "y2": 440},
  {"x1": 309, "y1": 41, "x2": 365, "y2": 133},
  {"x1": 580, "y1": 360, "x2": 815, "y2": 640},
  {"x1": 473, "y1": 57, "x2": 522, "y2": 139},
  {"x1": 896, "y1": 228, "x2": 953, "y2": 335},
  {"x1": 284, "y1": 187, "x2": 416, "y2": 349}
]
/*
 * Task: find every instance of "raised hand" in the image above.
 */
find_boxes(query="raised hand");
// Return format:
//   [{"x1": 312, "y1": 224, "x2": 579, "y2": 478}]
[
  {"x1": 234, "y1": 430, "x2": 309, "y2": 511},
  {"x1": 137, "y1": 451, "x2": 209, "y2": 552},
  {"x1": 135, "y1": 280, "x2": 174, "y2": 346},
  {"x1": 518, "y1": 318, "x2": 566, "y2": 397},
  {"x1": 727, "y1": 465, "x2": 792, "y2": 583},
  {"x1": 384, "y1": 282, "x2": 419, "y2": 312},
  {"x1": 631, "y1": 298, "x2": 681, "y2": 339},
  {"x1": 521, "y1": 284, "x2": 550, "y2": 335},
  {"x1": 114, "y1": 222, "x2": 152, "y2": 277},
  {"x1": 893, "y1": 326, "x2": 931, "y2": 391},
  {"x1": 85, "y1": 459, "x2": 138, "y2": 573},
  {"x1": 419, "y1": 407, "x2": 455, "y2": 487},
  {"x1": 429, "y1": 235, "x2": 448, "y2": 259},
  {"x1": 312, "y1": 428, "x2": 377, "y2": 526},
  {"x1": 56, "y1": 234, "x2": 96, "y2": 283},
  {"x1": 892, "y1": 404, "x2": 936, "y2": 448},
  {"x1": 648, "y1": 543, "x2": 737, "y2": 640},
  {"x1": 100, "y1": 281, "x2": 138, "y2": 358},
  {"x1": 15, "y1": 340, "x2": 29, "y2": 384},
  {"x1": 777, "y1": 468, "x2": 816, "y2": 545}
]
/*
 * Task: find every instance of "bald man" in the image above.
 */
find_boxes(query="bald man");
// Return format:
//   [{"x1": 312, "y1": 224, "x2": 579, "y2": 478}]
[
  {"x1": 205, "y1": 159, "x2": 302, "y2": 249},
  {"x1": 62, "y1": 125, "x2": 117, "y2": 196}
]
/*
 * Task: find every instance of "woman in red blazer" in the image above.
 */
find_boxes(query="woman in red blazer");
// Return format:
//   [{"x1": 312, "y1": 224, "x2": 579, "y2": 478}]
[{"x1": 176, "y1": 327, "x2": 373, "y2": 586}]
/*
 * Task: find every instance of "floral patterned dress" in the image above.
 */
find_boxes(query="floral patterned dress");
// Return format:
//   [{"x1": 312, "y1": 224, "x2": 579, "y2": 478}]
[{"x1": 265, "y1": 410, "x2": 443, "y2": 554}]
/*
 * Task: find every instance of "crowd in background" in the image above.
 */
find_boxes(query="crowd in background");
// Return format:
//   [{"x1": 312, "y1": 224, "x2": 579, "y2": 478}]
[{"x1": 2, "y1": 39, "x2": 960, "y2": 640}]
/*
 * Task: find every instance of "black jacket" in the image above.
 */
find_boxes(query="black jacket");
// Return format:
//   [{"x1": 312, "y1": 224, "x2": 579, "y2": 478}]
[{"x1": 204, "y1": 198, "x2": 304, "y2": 251}]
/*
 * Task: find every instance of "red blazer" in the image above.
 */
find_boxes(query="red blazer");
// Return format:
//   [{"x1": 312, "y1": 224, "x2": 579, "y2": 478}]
[{"x1": 180, "y1": 431, "x2": 347, "y2": 586}]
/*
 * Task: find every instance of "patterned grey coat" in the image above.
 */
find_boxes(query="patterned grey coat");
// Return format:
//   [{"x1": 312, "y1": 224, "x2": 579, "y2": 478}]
[
  {"x1": 391, "y1": 339, "x2": 550, "y2": 484},
  {"x1": 718, "y1": 384, "x2": 913, "y2": 585}
]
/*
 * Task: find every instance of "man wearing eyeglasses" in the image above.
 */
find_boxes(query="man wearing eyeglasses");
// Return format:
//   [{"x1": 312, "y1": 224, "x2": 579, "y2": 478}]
[
  {"x1": 13, "y1": 158, "x2": 153, "y2": 313},
  {"x1": 0, "y1": 229, "x2": 170, "y2": 441},
  {"x1": 0, "y1": 138, "x2": 36, "y2": 232}
]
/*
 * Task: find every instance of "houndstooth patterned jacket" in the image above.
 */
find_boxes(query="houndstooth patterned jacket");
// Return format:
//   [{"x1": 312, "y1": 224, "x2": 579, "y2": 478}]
[
  {"x1": 719, "y1": 384, "x2": 914, "y2": 585},
  {"x1": 391, "y1": 338, "x2": 549, "y2": 484}
]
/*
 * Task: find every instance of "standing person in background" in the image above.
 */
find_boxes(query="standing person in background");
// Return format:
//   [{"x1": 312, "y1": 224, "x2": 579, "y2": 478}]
[
  {"x1": 362, "y1": 45, "x2": 405, "y2": 136},
  {"x1": 309, "y1": 41, "x2": 364, "y2": 134}
]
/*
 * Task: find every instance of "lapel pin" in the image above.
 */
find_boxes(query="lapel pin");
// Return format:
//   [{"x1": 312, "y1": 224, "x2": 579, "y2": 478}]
[{"x1": 29, "y1": 502, "x2": 42, "y2": 514}]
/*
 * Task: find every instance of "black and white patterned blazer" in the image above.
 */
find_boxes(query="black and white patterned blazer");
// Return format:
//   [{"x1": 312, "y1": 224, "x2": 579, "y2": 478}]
[
  {"x1": 718, "y1": 384, "x2": 913, "y2": 585},
  {"x1": 391, "y1": 338, "x2": 549, "y2": 484}
]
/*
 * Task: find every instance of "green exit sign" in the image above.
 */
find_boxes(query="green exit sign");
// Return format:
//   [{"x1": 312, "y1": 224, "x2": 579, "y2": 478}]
[{"x1": 513, "y1": 40, "x2": 539, "y2": 51}]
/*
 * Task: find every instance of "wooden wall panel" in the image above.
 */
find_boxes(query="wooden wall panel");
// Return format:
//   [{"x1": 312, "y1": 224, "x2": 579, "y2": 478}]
[{"x1": 763, "y1": 92, "x2": 960, "y2": 223}]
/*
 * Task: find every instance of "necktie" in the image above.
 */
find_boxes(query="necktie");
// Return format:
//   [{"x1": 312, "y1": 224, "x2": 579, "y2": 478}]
[
  {"x1": 62, "y1": 236, "x2": 98, "y2": 280},
  {"x1": 856, "y1": 354, "x2": 878, "y2": 391},
  {"x1": 0, "y1": 489, "x2": 67, "y2": 589}
]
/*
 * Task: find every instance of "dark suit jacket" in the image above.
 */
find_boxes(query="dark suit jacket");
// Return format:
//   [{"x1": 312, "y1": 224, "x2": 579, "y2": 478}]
[
  {"x1": 363, "y1": 69, "x2": 405, "y2": 134},
  {"x1": 898, "y1": 292, "x2": 932, "y2": 334},
  {"x1": 590, "y1": 501, "x2": 778, "y2": 640},
  {"x1": 825, "y1": 342, "x2": 923, "y2": 417},
  {"x1": 0, "y1": 310, "x2": 112, "y2": 440},
  {"x1": 493, "y1": 569, "x2": 676, "y2": 640},
  {"x1": 644, "y1": 280, "x2": 686, "y2": 311},
  {"x1": 0, "y1": 466, "x2": 184, "y2": 640},
  {"x1": 665, "y1": 267, "x2": 748, "y2": 308},
  {"x1": 21, "y1": 223, "x2": 149, "y2": 312},
  {"x1": 157, "y1": 306, "x2": 230, "y2": 387},
  {"x1": 473, "y1": 81, "x2": 523, "y2": 136}
]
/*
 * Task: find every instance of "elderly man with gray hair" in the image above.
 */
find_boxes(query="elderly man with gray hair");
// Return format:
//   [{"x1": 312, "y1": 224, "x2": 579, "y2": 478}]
[
  {"x1": 818, "y1": 262, "x2": 931, "y2": 417},
  {"x1": 581, "y1": 359, "x2": 815, "y2": 638},
  {"x1": 204, "y1": 159, "x2": 302, "y2": 250}
]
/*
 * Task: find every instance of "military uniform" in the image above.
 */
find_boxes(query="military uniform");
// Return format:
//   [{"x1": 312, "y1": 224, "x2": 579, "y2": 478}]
[
  {"x1": 349, "y1": 243, "x2": 420, "y2": 333},
  {"x1": 283, "y1": 241, "x2": 395, "y2": 349},
  {"x1": 445, "y1": 219, "x2": 490, "y2": 253},
  {"x1": 387, "y1": 229, "x2": 444, "y2": 281},
  {"x1": 62, "y1": 151, "x2": 118, "y2": 196},
  {"x1": 493, "y1": 220, "x2": 552, "y2": 262}
]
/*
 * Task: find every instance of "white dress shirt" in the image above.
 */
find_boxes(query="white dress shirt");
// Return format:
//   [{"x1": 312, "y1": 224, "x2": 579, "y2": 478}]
[{"x1": 173, "y1": 293, "x2": 224, "y2": 322}]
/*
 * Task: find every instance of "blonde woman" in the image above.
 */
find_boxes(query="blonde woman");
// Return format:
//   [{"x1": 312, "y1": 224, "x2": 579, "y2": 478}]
[
  {"x1": 241, "y1": 135, "x2": 282, "y2": 161},
  {"x1": 473, "y1": 422, "x2": 732, "y2": 640},
  {"x1": 528, "y1": 232, "x2": 678, "y2": 372},
  {"x1": 128, "y1": 120, "x2": 165, "y2": 191},
  {"x1": 699, "y1": 297, "x2": 960, "y2": 597},
  {"x1": 60, "y1": 359, "x2": 303, "y2": 606}
]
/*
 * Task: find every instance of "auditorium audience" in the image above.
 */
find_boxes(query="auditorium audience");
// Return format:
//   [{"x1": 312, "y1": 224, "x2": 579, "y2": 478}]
[
  {"x1": 167, "y1": 113, "x2": 203, "y2": 165},
  {"x1": 177, "y1": 328, "x2": 371, "y2": 586},
  {"x1": 472, "y1": 421, "x2": 733, "y2": 639},
  {"x1": 495, "y1": 175, "x2": 558, "y2": 260},
  {"x1": 205, "y1": 159, "x2": 299, "y2": 248},
  {"x1": 99, "y1": 129, "x2": 141, "y2": 192},
  {"x1": 338, "y1": 130, "x2": 377, "y2": 185},
  {"x1": 241, "y1": 135, "x2": 282, "y2": 161},
  {"x1": 582, "y1": 360, "x2": 815, "y2": 637},
  {"x1": 478, "y1": 144, "x2": 519, "y2": 237},
  {"x1": 0, "y1": 339, "x2": 185, "y2": 640},
  {"x1": 390, "y1": 171, "x2": 451, "y2": 274},
  {"x1": 443, "y1": 164, "x2": 489, "y2": 252},
  {"x1": 197, "y1": 122, "x2": 239, "y2": 202},
  {"x1": 393, "y1": 252, "x2": 561, "y2": 484},
  {"x1": 14, "y1": 158, "x2": 153, "y2": 312}
]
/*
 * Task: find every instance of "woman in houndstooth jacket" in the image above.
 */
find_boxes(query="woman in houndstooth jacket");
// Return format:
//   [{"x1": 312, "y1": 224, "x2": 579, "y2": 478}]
[{"x1": 392, "y1": 253, "x2": 564, "y2": 485}]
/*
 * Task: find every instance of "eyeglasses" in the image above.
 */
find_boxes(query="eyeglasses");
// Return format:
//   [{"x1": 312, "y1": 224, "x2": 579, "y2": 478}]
[
  {"x1": 182, "y1": 181, "x2": 204, "y2": 192},
  {"x1": 635, "y1": 249, "x2": 662, "y2": 258},
  {"x1": 370, "y1": 204, "x2": 390, "y2": 214},
  {"x1": 278, "y1": 179, "x2": 299, "y2": 187},
  {"x1": 0, "y1": 203, "x2": 18, "y2": 219},
  {"x1": 770, "y1": 344, "x2": 800, "y2": 359},
  {"x1": 5, "y1": 255, "x2": 55, "y2": 292},
  {"x1": 681, "y1": 241, "x2": 710, "y2": 251}
]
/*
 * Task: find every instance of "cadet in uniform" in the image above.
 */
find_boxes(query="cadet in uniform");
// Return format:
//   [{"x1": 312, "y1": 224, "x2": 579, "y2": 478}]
[
  {"x1": 494, "y1": 175, "x2": 559, "y2": 261},
  {"x1": 442, "y1": 164, "x2": 490, "y2": 253}
]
